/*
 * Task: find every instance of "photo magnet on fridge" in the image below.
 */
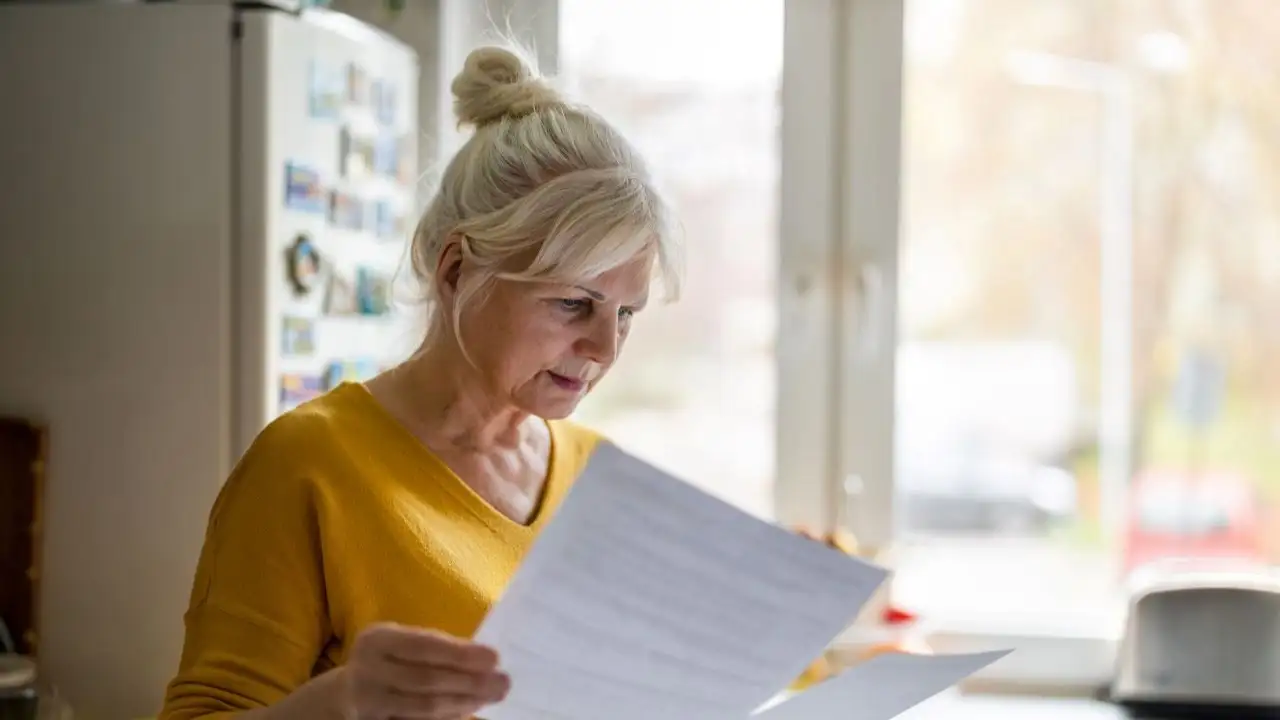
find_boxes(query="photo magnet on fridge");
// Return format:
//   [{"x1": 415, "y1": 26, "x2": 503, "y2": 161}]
[
  {"x1": 284, "y1": 162, "x2": 326, "y2": 214},
  {"x1": 371, "y1": 79, "x2": 396, "y2": 125},
  {"x1": 279, "y1": 373, "x2": 325, "y2": 411},
  {"x1": 339, "y1": 127, "x2": 375, "y2": 180},
  {"x1": 328, "y1": 190, "x2": 365, "y2": 231},
  {"x1": 338, "y1": 126, "x2": 351, "y2": 177},
  {"x1": 355, "y1": 266, "x2": 392, "y2": 316},
  {"x1": 323, "y1": 359, "x2": 381, "y2": 390},
  {"x1": 346, "y1": 62, "x2": 370, "y2": 107},
  {"x1": 281, "y1": 316, "x2": 317, "y2": 356},
  {"x1": 372, "y1": 200, "x2": 400, "y2": 239},
  {"x1": 285, "y1": 233, "x2": 323, "y2": 296},
  {"x1": 323, "y1": 266, "x2": 359, "y2": 316},
  {"x1": 308, "y1": 60, "x2": 343, "y2": 120},
  {"x1": 373, "y1": 134, "x2": 398, "y2": 177}
]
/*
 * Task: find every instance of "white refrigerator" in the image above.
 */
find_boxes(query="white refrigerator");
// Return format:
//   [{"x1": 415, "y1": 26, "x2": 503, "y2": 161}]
[{"x1": 0, "y1": 2, "x2": 419, "y2": 716}]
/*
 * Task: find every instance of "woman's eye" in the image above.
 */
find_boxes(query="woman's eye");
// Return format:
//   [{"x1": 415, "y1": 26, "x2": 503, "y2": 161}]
[
  {"x1": 558, "y1": 298, "x2": 589, "y2": 312},
  {"x1": 618, "y1": 307, "x2": 635, "y2": 320}
]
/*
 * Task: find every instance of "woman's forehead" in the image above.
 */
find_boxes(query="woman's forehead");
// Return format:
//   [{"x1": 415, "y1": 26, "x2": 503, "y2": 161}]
[{"x1": 575, "y1": 257, "x2": 653, "y2": 299}]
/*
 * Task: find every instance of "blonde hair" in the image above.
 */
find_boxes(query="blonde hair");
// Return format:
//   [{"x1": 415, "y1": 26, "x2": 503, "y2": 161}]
[{"x1": 410, "y1": 44, "x2": 682, "y2": 349}]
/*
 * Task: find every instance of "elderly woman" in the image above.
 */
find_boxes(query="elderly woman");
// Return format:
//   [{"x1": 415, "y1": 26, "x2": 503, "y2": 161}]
[{"x1": 159, "y1": 44, "x2": 679, "y2": 720}]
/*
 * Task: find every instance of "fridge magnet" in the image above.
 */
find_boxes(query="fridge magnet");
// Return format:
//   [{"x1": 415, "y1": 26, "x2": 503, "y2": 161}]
[
  {"x1": 339, "y1": 126, "x2": 375, "y2": 179},
  {"x1": 308, "y1": 61, "x2": 343, "y2": 120},
  {"x1": 328, "y1": 190, "x2": 365, "y2": 231},
  {"x1": 277, "y1": 368, "x2": 325, "y2": 409},
  {"x1": 285, "y1": 233, "x2": 323, "y2": 296},
  {"x1": 284, "y1": 162, "x2": 326, "y2": 214},
  {"x1": 354, "y1": 135, "x2": 376, "y2": 175},
  {"x1": 338, "y1": 126, "x2": 355, "y2": 177},
  {"x1": 373, "y1": 134, "x2": 399, "y2": 177},
  {"x1": 355, "y1": 266, "x2": 392, "y2": 315},
  {"x1": 346, "y1": 62, "x2": 370, "y2": 107},
  {"x1": 323, "y1": 267, "x2": 359, "y2": 316},
  {"x1": 323, "y1": 358, "x2": 381, "y2": 389},
  {"x1": 371, "y1": 80, "x2": 397, "y2": 125},
  {"x1": 279, "y1": 373, "x2": 325, "y2": 411},
  {"x1": 281, "y1": 316, "x2": 317, "y2": 356},
  {"x1": 372, "y1": 200, "x2": 401, "y2": 239},
  {"x1": 338, "y1": 126, "x2": 349, "y2": 175}
]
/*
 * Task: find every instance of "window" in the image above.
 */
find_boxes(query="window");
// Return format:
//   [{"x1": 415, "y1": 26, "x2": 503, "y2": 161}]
[
  {"x1": 884, "y1": 0, "x2": 1280, "y2": 679},
  {"x1": 560, "y1": 0, "x2": 784, "y2": 520},
  {"x1": 491, "y1": 0, "x2": 1280, "y2": 691}
]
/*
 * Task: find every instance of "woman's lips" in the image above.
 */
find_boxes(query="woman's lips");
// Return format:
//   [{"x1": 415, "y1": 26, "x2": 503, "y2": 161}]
[{"x1": 546, "y1": 371, "x2": 586, "y2": 392}]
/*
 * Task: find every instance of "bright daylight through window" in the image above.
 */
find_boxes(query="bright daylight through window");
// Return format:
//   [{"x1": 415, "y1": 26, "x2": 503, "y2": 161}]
[
  {"x1": 893, "y1": 0, "x2": 1280, "y2": 642},
  {"x1": 562, "y1": 0, "x2": 1280, "y2": 674}
]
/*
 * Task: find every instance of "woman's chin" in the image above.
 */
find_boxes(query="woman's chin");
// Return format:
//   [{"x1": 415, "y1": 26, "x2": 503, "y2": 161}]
[{"x1": 520, "y1": 393, "x2": 585, "y2": 421}]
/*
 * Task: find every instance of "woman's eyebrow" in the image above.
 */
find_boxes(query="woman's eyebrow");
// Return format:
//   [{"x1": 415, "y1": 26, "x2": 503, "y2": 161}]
[{"x1": 573, "y1": 285, "x2": 606, "y2": 301}]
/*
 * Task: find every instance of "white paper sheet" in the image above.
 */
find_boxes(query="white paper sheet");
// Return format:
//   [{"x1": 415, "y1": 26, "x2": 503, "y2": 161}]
[
  {"x1": 753, "y1": 650, "x2": 1013, "y2": 720},
  {"x1": 474, "y1": 442, "x2": 891, "y2": 720}
]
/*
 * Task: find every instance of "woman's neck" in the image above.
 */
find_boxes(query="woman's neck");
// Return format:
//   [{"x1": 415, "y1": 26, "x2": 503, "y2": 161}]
[{"x1": 378, "y1": 343, "x2": 531, "y2": 453}]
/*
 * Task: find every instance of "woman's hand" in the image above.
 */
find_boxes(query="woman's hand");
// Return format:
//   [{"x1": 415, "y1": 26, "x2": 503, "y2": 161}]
[{"x1": 339, "y1": 623, "x2": 511, "y2": 720}]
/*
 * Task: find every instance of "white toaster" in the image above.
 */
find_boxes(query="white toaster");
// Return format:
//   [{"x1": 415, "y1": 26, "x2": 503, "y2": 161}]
[{"x1": 1110, "y1": 562, "x2": 1280, "y2": 717}]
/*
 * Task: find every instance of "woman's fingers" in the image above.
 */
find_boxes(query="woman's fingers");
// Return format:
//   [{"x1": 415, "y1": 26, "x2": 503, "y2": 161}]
[
  {"x1": 385, "y1": 691, "x2": 497, "y2": 719},
  {"x1": 372, "y1": 658, "x2": 510, "y2": 698},
  {"x1": 361, "y1": 623, "x2": 500, "y2": 671},
  {"x1": 346, "y1": 623, "x2": 511, "y2": 720}
]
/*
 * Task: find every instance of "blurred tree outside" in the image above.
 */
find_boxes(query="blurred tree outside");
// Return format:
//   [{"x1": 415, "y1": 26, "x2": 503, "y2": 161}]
[{"x1": 903, "y1": 0, "x2": 1280, "y2": 553}]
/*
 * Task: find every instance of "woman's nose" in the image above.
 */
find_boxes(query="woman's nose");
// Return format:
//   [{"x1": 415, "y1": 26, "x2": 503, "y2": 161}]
[{"x1": 577, "y1": 315, "x2": 619, "y2": 365}]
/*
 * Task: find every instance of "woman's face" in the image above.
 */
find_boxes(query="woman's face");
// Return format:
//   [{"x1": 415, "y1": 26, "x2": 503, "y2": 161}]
[{"x1": 457, "y1": 255, "x2": 652, "y2": 419}]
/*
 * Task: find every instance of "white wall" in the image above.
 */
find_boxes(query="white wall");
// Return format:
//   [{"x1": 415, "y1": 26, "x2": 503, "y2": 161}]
[{"x1": 0, "y1": 5, "x2": 235, "y2": 718}]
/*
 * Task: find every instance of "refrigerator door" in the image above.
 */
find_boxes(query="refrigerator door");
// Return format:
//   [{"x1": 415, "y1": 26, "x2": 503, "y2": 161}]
[{"x1": 235, "y1": 7, "x2": 420, "y2": 456}]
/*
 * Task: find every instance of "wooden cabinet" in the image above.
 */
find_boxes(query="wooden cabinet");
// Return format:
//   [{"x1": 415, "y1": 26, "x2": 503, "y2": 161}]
[{"x1": 0, "y1": 417, "x2": 44, "y2": 657}]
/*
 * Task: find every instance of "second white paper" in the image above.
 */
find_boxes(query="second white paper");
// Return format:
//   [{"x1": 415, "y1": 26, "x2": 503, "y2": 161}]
[
  {"x1": 754, "y1": 650, "x2": 1013, "y2": 720},
  {"x1": 474, "y1": 442, "x2": 891, "y2": 720}
]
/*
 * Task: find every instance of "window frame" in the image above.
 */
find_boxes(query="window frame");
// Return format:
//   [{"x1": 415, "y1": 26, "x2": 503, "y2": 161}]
[{"x1": 782, "y1": 1, "x2": 1117, "y2": 691}]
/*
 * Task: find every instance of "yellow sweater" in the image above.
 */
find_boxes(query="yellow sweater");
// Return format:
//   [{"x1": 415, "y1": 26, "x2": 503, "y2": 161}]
[{"x1": 159, "y1": 382, "x2": 603, "y2": 719}]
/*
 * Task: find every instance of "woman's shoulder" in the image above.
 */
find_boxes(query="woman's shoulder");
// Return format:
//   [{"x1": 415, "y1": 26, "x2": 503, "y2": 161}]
[
  {"x1": 255, "y1": 382, "x2": 365, "y2": 445},
  {"x1": 221, "y1": 383, "x2": 373, "y2": 495},
  {"x1": 234, "y1": 384, "x2": 354, "y2": 465},
  {"x1": 206, "y1": 383, "x2": 410, "y2": 534}
]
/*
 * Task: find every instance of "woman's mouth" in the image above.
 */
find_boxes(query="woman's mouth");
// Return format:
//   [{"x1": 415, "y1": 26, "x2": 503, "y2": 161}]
[{"x1": 546, "y1": 371, "x2": 586, "y2": 392}]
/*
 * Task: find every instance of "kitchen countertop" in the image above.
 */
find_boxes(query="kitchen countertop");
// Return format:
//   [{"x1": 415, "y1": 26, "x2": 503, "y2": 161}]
[{"x1": 901, "y1": 694, "x2": 1124, "y2": 719}]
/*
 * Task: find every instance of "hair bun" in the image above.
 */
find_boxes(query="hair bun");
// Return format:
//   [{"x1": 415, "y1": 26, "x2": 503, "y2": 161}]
[{"x1": 451, "y1": 46, "x2": 561, "y2": 127}]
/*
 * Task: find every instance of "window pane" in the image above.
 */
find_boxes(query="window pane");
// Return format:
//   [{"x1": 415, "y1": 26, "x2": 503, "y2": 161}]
[
  {"x1": 560, "y1": 0, "x2": 783, "y2": 518},
  {"x1": 895, "y1": 0, "x2": 1280, "y2": 634}
]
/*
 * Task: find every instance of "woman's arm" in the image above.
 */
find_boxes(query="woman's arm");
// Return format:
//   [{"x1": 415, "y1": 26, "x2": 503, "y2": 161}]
[
  {"x1": 159, "y1": 424, "x2": 336, "y2": 720},
  {"x1": 161, "y1": 605, "x2": 341, "y2": 720},
  {"x1": 235, "y1": 668, "x2": 345, "y2": 720}
]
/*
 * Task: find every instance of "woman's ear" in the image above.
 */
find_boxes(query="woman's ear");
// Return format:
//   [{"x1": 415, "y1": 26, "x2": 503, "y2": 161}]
[{"x1": 434, "y1": 234, "x2": 465, "y2": 303}]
